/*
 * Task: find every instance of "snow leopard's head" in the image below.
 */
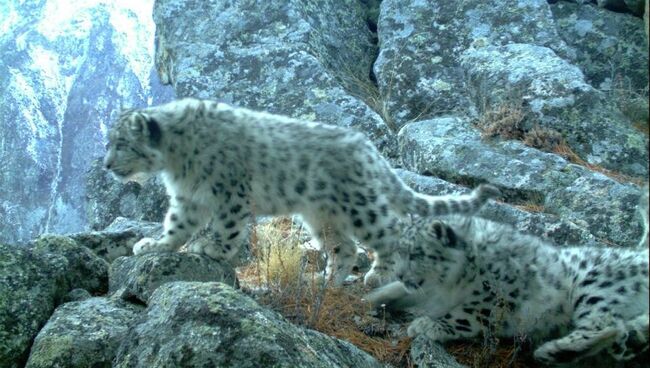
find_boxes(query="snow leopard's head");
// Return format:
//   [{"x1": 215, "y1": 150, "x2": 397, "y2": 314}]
[{"x1": 103, "y1": 108, "x2": 164, "y2": 181}]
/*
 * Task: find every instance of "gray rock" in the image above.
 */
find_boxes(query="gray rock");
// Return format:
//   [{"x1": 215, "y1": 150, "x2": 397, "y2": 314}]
[
  {"x1": 85, "y1": 160, "x2": 168, "y2": 231},
  {"x1": 397, "y1": 169, "x2": 604, "y2": 247},
  {"x1": 597, "y1": 0, "x2": 646, "y2": 15},
  {"x1": 25, "y1": 297, "x2": 143, "y2": 368},
  {"x1": 153, "y1": 0, "x2": 395, "y2": 156},
  {"x1": 551, "y1": 2, "x2": 648, "y2": 97},
  {"x1": 109, "y1": 252, "x2": 237, "y2": 304},
  {"x1": 113, "y1": 282, "x2": 383, "y2": 368},
  {"x1": 374, "y1": 0, "x2": 570, "y2": 128},
  {"x1": 410, "y1": 335, "x2": 466, "y2": 368},
  {"x1": 0, "y1": 236, "x2": 108, "y2": 367},
  {"x1": 69, "y1": 217, "x2": 162, "y2": 262},
  {"x1": 63, "y1": 289, "x2": 93, "y2": 303},
  {"x1": 398, "y1": 118, "x2": 645, "y2": 247},
  {"x1": 460, "y1": 43, "x2": 647, "y2": 176}
]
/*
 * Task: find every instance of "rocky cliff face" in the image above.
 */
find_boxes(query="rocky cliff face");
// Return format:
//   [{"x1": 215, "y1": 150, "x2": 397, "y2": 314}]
[{"x1": 0, "y1": 0, "x2": 174, "y2": 244}]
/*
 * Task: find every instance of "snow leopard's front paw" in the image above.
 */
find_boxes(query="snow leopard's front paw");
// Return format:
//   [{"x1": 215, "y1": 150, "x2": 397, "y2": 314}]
[
  {"x1": 363, "y1": 267, "x2": 392, "y2": 288},
  {"x1": 408, "y1": 317, "x2": 451, "y2": 342},
  {"x1": 408, "y1": 317, "x2": 435, "y2": 339},
  {"x1": 533, "y1": 342, "x2": 561, "y2": 364},
  {"x1": 133, "y1": 237, "x2": 172, "y2": 255}
]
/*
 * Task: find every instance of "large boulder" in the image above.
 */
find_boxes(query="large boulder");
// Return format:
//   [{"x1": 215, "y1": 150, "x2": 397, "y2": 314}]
[
  {"x1": 25, "y1": 297, "x2": 143, "y2": 368},
  {"x1": 0, "y1": 236, "x2": 108, "y2": 367},
  {"x1": 374, "y1": 0, "x2": 571, "y2": 128},
  {"x1": 113, "y1": 282, "x2": 383, "y2": 368},
  {"x1": 551, "y1": 1, "x2": 648, "y2": 92},
  {"x1": 398, "y1": 117, "x2": 644, "y2": 247},
  {"x1": 460, "y1": 43, "x2": 647, "y2": 177},
  {"x1": 153, "y1": 0, "x2": 395, "y2": 156}
]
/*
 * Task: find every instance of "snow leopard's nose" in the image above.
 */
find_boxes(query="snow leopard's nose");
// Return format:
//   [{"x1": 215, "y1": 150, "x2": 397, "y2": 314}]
[{"x1": 103, "y1": 154, "x2": 114, "y2": 170}]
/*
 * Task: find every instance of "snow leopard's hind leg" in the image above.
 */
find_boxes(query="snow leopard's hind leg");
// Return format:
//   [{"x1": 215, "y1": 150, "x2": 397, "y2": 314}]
[
  {"x1": 534, "y1": 297, "x2": 623, "y2": 364},
  {"x1": 304, "y1": 219, "x2": 358, "y2": 286},
  {"x1": 608, "y1": 314, "x2": 649, "y2": 361}
]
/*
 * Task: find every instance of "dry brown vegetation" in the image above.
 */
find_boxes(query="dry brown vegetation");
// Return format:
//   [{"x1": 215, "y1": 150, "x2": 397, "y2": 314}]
[
  {"x1": 237, "y1": 218, "x2": 541, "y2": 367},
  {"x1": 237, "y1": 218, "x2": 413, "y2": 367}
]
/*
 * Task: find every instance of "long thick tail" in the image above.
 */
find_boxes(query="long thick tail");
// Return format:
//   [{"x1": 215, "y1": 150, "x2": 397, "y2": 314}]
[{"x1": 392, "y1": 179, "x2": 500, "y2": 217}]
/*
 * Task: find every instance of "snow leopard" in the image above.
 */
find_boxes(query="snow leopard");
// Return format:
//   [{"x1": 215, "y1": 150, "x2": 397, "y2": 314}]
[
  {"x1": 365, "y1": 215, "x2": 649, "y2": 364},
  {"x1": 103, "y1": 98, "x2": 500, "y2": 286}
]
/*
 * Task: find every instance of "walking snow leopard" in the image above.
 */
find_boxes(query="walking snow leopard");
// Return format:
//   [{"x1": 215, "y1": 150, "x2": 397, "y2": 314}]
[
  {"x1": 366, "y1": 215, "x2": 649, "y2": 364},
  {"x1": 103, "y1": 98, "x2": 500, "y2": 286}
]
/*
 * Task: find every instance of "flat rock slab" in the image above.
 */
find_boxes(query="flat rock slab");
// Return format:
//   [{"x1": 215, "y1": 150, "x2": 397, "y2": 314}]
[{"x1": 398, "y1": 118, "x2": 644, "y2": 246}]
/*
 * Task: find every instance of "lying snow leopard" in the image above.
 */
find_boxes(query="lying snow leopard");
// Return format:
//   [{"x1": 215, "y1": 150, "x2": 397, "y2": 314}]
[
  {"x1": 103, "y1": 98, "x2": 500, "y2": 286},
  {"x1": 366, "y1": 215, "x2": 649, "y2": 364}
]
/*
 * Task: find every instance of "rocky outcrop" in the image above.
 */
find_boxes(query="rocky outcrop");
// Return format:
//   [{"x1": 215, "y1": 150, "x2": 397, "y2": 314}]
[
  {"x1": 109, "y1": 252, "x2": 237, "y2": 304},
  {"x1": 398, "y1": 117, "x2": 644, "y2": 247},
  {"x1": 374, "y1": 0, "x2": 571, "y2": 129},
  {"x1": 0, "y1": 236, "x2": 108, "y2": 367},
  {"x1": 84, "y1": 159, "x2": 168, "y2": 231},
  {"x1": 4, "y1": 228, "x2": 381, "y2": 368},
  {"x1": 461, "y1": 43, "x2": 646, "y2": 176},
  {"x1": 551, "y1": 2, "x2": 648, "y2": 92},
  {"x1": 0, "y1": 0, "x2": 174, "y2": 244},
  {"x1": 113, "y1": 282, "x2": 383, "y2": 368},
  {"x1": 397, "y1": 170, "x2": 606, "y2": 247},
  {"x1": 153, "y1": 0, "x2": 395, "y2": 156},
  {"x1": 25, "y1": 297, "x2": 142, "y2": 368}
]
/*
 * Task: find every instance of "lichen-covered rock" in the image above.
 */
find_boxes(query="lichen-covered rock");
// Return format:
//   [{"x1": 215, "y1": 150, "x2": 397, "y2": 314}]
[
  {"x1": 85, "y1": 160, "x2": 168, "y2": 231},
  {"x1": 397, "y1": 169, "x2": 604, "y2": 247},
  {"x1": 460, "y1": 43, "x2": 647, "y2": 176},
  {"x1": 398, "y1": 118, "x2": 644, "y2": 246},
  {"x1": 25, "y1": 297, "x2": 143, "y2": 368},
  {"x1": 69, "y1": 217, "x2": 162, "y2": 262},
  {"x1": 0, "y1": 236, "x2": 108, "y2": 366},
  {"x1": 409, "y1": 335, "x2": 466, "y2": 368},
  {"x1": 551, "y1": 1, "x2": 649, "y2": 93},
  {"x1": 374, "y1": 0, "x2": 570, "y2": 127},
  {"x1": 597, "y1": 0, "x2": 646, "y2": 15},
  {"x1": 114, "y1": 282, "x2": 383, "y2": 368},
  {"x1": 109, "y1": 252, "x2": 237, "y2": 304},
  {"x1": 153, "y1": 0, "x2": 395, "y2": 156}
]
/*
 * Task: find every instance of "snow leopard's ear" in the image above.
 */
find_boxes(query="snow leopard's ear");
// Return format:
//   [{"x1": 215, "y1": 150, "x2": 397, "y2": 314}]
[{"x1": 129, "y1": 113, "x2": 162, "y2": 147}]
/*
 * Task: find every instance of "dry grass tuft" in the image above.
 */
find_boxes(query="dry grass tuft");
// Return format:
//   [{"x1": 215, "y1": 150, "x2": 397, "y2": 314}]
[
  {"x1": 476, "y1": 103, "x2": 527, "y2": 141},
  {"x1": 237, "y1": 217, "x2": 412, "y2": 367},
  {"x1": 447, "y1": 339, "x2": 535, "y2": 368}
]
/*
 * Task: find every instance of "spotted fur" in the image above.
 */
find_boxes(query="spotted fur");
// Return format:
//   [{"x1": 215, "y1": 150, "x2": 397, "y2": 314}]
[
  {"x1": 103, "y1": 98, "x2": 500, "y2": 285},
  {"x1": 366, "y1": 215, "x2": 649, "y2": 364}
]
